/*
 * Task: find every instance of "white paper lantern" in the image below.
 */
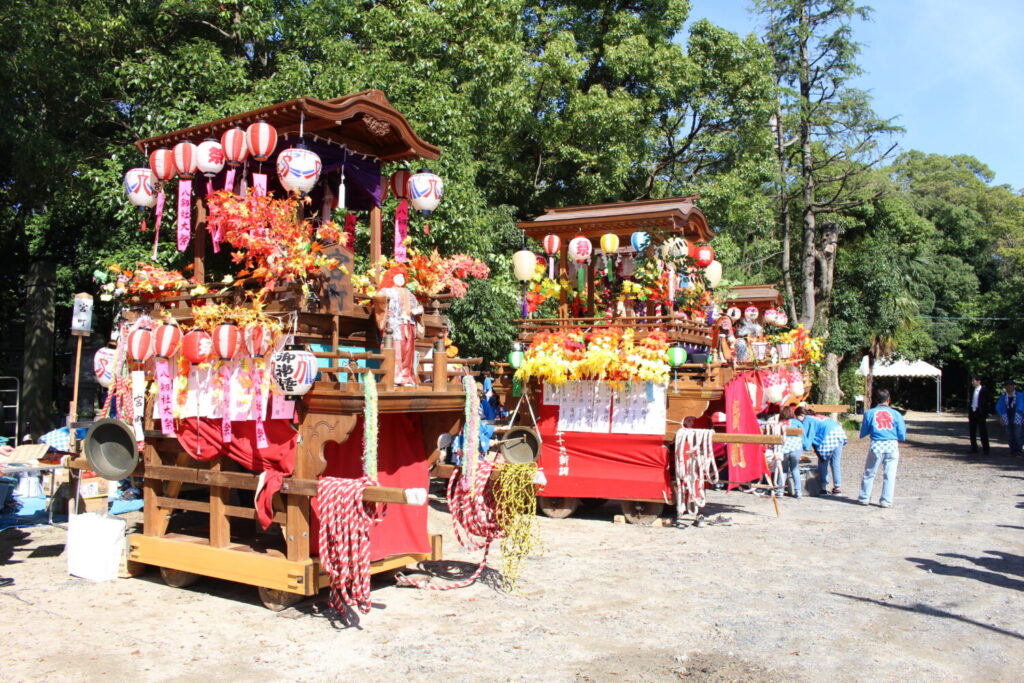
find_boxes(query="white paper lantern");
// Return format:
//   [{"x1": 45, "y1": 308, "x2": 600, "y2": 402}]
[
  {"x1": 704, "y1": 260, "x2": 723, "y2": 288},
  {"x1": 409, "y1": 169, "x2": 444, "y2": 214},
  {"x1": 93, "y1": 347, "x2": 117, "y2": 388},
  {"x1": 123, "y1": 168, "x2": 157, "y2": 208},
  {"x1": 269, "y1": 347, "x2": 318, "y2": 400},
  {"x1": 277, "y1": 146, "x2": 322, "y2": 195},
  {"x1": 196, "y1": 138, "x2": 225, "y2": 178},
  {"x1": 513, "y1": 250, "x2": 538, "y2": 282}
]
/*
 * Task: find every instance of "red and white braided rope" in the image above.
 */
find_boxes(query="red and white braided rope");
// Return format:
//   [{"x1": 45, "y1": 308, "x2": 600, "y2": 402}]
[
  {"x1": 396, "y1": 459, "x2": 499, "y2": 591},
  {"x1": 674, "y1": 427, "x2": 717, "y2": 516},
  {"x1": 317, "y1": 476, "x2": 385, "y2": 614}
]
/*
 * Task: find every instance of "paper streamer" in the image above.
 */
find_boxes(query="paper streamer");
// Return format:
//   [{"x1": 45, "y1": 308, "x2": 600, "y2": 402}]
[
  {"x1": 271, "y1": 392, "x2": 295, "y2": 420},
  {"x1": 548, "y1": 255, "x2": 556, "y2": 280},
  {"x1": 177, "y1": 178, "x2": 192, "y2": 251},
  {"x1": 224, "y1": 167, "x2": 236, "y2": 193},
  {"x1": 221, "y1": 365, "x2": 233, "y2": 444},
  {"x1": 394, "y1": 199, "x2": 409, "y2": 262},
  {"x1": 155, "y1": 360, "x2": 176, "y2": 436},
  {"x1": 131, "y1": 370, "x2": 146, "y2": 442},
  {"x1": 254, "y1": 369, "x2": 268, "y2": 449},
  {"x1": 252, "y1": 172, "x2": 267, "y2": 197}
]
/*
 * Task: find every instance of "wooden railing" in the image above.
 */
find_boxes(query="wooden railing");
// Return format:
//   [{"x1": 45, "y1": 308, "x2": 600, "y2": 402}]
[
  {"x1": 313, "y1": 346, "x2": 482, "y2": 393},
  {"x1": 515, "y1": 315, "x2": 712, "y2": 346}
]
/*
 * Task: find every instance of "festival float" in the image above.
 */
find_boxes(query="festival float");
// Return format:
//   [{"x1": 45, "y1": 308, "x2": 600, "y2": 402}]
[
  {"x1": 494, "y1": 197, "x2": 825, "y2": 523},
  {"x1": 82, "y1": 91, "x2": 539, "y2": 612}
]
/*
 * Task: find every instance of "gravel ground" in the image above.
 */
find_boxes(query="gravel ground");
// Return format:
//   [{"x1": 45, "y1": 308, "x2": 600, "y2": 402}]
[{"x1": 2, "y1": 411, "x2": 1022, "y2": 681}]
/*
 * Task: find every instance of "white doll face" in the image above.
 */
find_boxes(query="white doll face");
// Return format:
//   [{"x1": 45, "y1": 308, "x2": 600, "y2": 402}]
[{"x1": 393, "y1": 273, "x2": 406, "y2": 287}]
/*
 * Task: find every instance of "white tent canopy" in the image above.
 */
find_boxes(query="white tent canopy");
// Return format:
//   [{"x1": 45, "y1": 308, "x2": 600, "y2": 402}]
[{"x1": 857, "y1": 356, "x2": 942, "y2": 412}]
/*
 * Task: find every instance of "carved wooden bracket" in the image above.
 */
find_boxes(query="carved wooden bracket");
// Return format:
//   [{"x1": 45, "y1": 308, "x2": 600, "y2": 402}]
[
  {"x1": 295, "y1": 413, "x2": 357, "y2": 479},
  {"x1": 362, "y1": 115, "x2": 392, "y2": 137}
]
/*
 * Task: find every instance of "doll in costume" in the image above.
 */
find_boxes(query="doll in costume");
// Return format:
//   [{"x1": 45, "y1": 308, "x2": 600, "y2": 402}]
[{"x1": 373, "y1": 265, "x2": 423, "y2": 386}]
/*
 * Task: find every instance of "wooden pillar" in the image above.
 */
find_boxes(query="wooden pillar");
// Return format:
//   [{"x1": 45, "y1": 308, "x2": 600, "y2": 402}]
[
  {"x1": 370, "y1": 205, "x2": 383, "y2": 266},
  {"x1": 558, "y1": 238, "x2": 569, "y2": 319},
  {"x1": 193, "y1": 197, "x2": 207, "y2": 284},
  {"x1": 586, "y1": 248, "x2": 596, "y2": 317},
  {"x1": 432, "y1": 347, "x2": 448, "y2": 392},
  {"x1": 208, "y1": 460, "x2": 230, "y2": 548}
]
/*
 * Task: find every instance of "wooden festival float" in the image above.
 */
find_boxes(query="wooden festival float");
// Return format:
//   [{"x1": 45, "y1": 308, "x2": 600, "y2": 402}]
[
  {"x1": 493, "y1": 197, "x2": 825, "y2": 524},
  {"x1": 82, "y1": 91, "x2": 524, "y2": 611}
]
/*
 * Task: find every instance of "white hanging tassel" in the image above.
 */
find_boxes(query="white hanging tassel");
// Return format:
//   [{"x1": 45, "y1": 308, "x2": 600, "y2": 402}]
[{"x1": 337, "y1": 167, "x2": 346, "y2": 211}]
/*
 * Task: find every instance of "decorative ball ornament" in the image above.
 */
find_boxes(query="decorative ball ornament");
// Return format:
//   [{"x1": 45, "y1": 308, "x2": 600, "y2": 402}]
[
  {"x1": 181, "y1": 329, "x2": 213, "y2": 365},
  {"x1": 631, "y1": 231, "x2": 650, "y2": 252},
  {"x1": 277, "y1": 144, "x2": 322, "y2": 195},
  {"x1": 243, "y1": 324, "x2": 273, "y2": 358},
  {"x1": 196, "y1": 139, "x2": 225, "y2": 178},
  {"x1": 93, "y1": 347, "x2": 118, "y2": 388},
  {"x1": 667, "y1": 345, "x2": 687, "y2": 368},
  {"x1": 244, "y1": 121, "x2": 277, "y2": 162},
  {"x1": 568, "y1": 236, "x2": 593, "y2": 263},
  {"x1": 148, "y1": 149, "x2": 176, "y2": 184},
  {"x1": 127, "y1": 328, "x2": 154, "y2": 363},
  {"x1": 704, "y1": 260, "x2": 723, "y2": 288},
  {"x1": 220, "y1": 127, "x2": 249, "y2": 167},
  {"x1": 153, "y1": 322, "x2": 183, "y2": 359},
  {"x1": 693, "y1": 244, "x2": 715, "y2": 268},
  {"x1": 508, "y1": 342, "x2": 525, "y2": 370},
  {"x1": 172, "y1": 142, "x2": 199, "y2": 180},
  {"x1": 389, "y1": 169, "x2": 412, "y2": 200},
  {"x1": 726, "y1": 306, "x2": 742, "y2": 321},
  {"x1": 764, "y1": 308, "x2": 780, "y2": 325},
  {"x1": 124, "y1": 168, "x2": 157, "y2": 208},
  {"x1": 744, "y1": 305, "x2": 760, "y2": 322},
  {"x1": 513, "y1": 250, "x2": 538, "y2": 282},
  {"x1": 212, "y1": 323, "x2": 241, "y2": 361},
  {"x1": 408, "y1": 169, "x2": 444, "y2": 215},
  {"x1": 269, "y1": 346, "x2": 318, "y2": 400},
  {"x1": 599, "y1": 233, "x2": 620, "y2": 255}
]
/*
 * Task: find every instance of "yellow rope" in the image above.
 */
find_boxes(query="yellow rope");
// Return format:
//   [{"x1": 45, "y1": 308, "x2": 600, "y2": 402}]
[{"x1": 493, "y1": 462, "x2": 543, "y2": 593}]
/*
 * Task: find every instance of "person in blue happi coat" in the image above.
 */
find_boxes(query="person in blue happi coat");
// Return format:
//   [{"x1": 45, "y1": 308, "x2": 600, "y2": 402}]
[
  {"x1": 809, "y1": 409, "x2": 847, "y2": 495},
  {"x1": 857, "y1": 389, "x2": 906, "y2": 508},
  {"x1": 995, "y1": 380, "x2": 1024, "y2": 455},
  {"x1": 778, "y1": 406, "x2": 814, "y2": 499}
]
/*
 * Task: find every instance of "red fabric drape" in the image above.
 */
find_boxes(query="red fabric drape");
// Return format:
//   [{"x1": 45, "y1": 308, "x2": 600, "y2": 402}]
[{"x1": 724, "y1": 373, "x2": 769, "y2": 487}]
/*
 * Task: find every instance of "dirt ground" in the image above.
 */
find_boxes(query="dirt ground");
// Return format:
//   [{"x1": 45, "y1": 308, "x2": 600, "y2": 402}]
[{"x1": 2, "y1": 411, "x2": 1023, "y2": 682}]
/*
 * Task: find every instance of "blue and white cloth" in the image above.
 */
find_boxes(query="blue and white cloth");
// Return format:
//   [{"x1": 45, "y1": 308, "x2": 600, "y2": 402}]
[
  {"x1": 868, "y1": 439, "x2": 899, "y2": 457},
  {"x1": 39, "y1": 427, "x2": 71, "y2": 453},
  {"x1": 817, "y1": 428, "x2": 848, "y2": 456}
]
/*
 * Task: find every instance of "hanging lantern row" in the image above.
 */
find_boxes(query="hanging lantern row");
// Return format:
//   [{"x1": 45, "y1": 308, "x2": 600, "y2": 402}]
[{"x1": 118, "y1": 323, "x2": 278, "y2": 366}]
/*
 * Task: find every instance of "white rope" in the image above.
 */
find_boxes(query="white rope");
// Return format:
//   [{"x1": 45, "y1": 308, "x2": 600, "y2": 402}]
[{"x1": 673, "y1": 428, "x2": 717, "y2": 517}]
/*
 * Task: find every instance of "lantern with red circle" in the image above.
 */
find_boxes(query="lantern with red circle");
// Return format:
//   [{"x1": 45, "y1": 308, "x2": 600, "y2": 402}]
[
  {"x1": 245, "y1": 121, "x2": 277, "y2": 163},
  {"x1": 568, "y1": 236, "x2": 592, "y2": 292},
  {"x1": 93, "y1": 347, "x2": 118, "y2": 388},
  {"x1": 127, "y1": 328, "x2": 154, "y2": 364},
  {"x1": 243, "y1": 324, "x2": 273, "y2": 358},
  {"x1": 181, "y1": 330, "x2": 213, "y2": 365},
  {"x1": 153, "y1": 322, "x2": 183, "y2": 359},
  {"x1": 212, "y1": 324, "x2": 241, "y2": 361},
  {"x1": 542, "y1": 234, "x2": 560, "y2": 279},
  {"x1": 693, "y1": 244, "x2": 715, "y2": 268}
]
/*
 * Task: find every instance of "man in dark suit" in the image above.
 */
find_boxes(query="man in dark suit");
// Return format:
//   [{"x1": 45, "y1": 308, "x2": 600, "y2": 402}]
[{"x1": 968, "y1": 376, "x2": 990, "y2": 455}]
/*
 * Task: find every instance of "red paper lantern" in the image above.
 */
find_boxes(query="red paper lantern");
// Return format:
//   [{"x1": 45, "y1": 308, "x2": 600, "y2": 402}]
[
  {"x1": 212, "y1": 323, "x2": 241, "y2": 361},
  {"x1": 243, "y1": 324, "x2": 273, "y2": 357},
  {"x1": 172, "y1": 142, "x2": 199, "y2": 180},
  {"x1": 153, "y1": 322, "x2": 183, "y2": 359},
  {"x1": 693, "y1": 244, "x2": 715, "y2": 268},
  {"x1": 127, "y1": 328, "x2": 154, "y2": 363},
  {"x1": 148, "y1": 149, "x2": 176, "y2": 184},
  {"x1": 542, "y1": 234, "x2": 560, "y2": 256},
  {"x1": 220, "y1": 128, "x2": 249, "y2": 168},
  {"x1": 181, "y1": 329, "x2": 213, "y2": 365},
  {"x1": 389, "y1": 169, "x2": 411, "y2": 200},
  {"x1": 245, "y1": 121, "x2": 277, "y2": 162}
]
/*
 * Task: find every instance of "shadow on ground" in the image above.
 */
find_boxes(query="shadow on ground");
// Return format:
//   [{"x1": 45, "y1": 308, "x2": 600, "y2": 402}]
[{"x1": 833, "y1": 592, "x2": 1024, "y2": 642}]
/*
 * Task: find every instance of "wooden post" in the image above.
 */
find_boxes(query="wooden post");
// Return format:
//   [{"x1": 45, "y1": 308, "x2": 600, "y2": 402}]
[
  {"x1": 69, "y1": 292, "x2": 93, "y2": 428},
  {"x1": 558, "y1": 238, "x2": 569, "y2": 318},
  {"x1": 586, "y1": 252, "x2": 596, "y2": 317},
  {"x1": 380, "y1": 341, "x2": 395, "y2": 392},
  {"x1": 369, "y1": 205, "x2": 383, "y2": 266},
  {"x1": 208, "y1": 460, "x2": 230, "y2": 548},
  {"x1": 69, "y1": 335, "x2": 84, "y2": 426},
  {"x1": 432, "y1": 345, "x2": 448, "y2": 392},
  {"x1": 193, "y1": 197, "x2": 207, "y2": 284}
]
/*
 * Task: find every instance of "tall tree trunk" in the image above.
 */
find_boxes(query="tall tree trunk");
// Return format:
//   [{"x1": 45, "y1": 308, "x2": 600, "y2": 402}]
[
  {"x1": 818, "y1": 351, "x2": 843, "y2": 404},
  {"x1": 797, "y1": 1, "x2": 816, "y2": 328},
  {"x1": 21, "y1": 261, "x2": 56, "y2": 439},
  {"x1": 774, "y1": 109, "x2": 797, "y2": 322},
  {"x1": 864, "y1": 352, "x2": 875, "y2": 411}
]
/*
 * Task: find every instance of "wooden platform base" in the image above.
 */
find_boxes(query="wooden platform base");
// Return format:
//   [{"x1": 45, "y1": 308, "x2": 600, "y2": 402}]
[{"x1": 128, "y1": 532, "x2": 443, "y2": 597}]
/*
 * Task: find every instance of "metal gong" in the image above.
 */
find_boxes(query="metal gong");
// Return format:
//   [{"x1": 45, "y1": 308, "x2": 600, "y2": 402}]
[
  {"x1": 498, "y1": 426, "x2": 541, "y2": 464},
  {"x1": 83, "y1": 418, "x2": 139, "y2": 481}
]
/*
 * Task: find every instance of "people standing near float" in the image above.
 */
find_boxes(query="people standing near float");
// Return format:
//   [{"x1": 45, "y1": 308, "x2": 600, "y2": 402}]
[
  {"x1": 778, "y1": 406, "x2": 812, "y2": 498},
  {"x1": 857, "y1": 389, "x2": 906, "y2": 508},
  {"x1": 995, "y1": 380, "x2": 1022, "y2": 455},
  {"x1": 810, "y1": 409, "x2": 847, "y2": 494},
  {"x1": 372, "y1": 265, "x2": 423, "y2": 387},
  {"x1": 967, "y1": 375, "x2": 990, "y2": 455}
]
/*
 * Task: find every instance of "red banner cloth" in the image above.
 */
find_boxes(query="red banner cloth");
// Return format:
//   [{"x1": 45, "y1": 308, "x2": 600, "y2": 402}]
[
  {"x1": 313, "y1": 413, "x2": 430, "y2": 561},
  {"x1": 724, "y1": 372, "x2": 769, "y2": 488},
  {"x1": 534, "y1": 392, "x2": 671, "y2": 500}
]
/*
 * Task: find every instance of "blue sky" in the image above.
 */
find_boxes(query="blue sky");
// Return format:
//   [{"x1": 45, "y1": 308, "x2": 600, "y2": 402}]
[{"x1": 686, "y1": 0, "x2": 1024, "y2": 191}]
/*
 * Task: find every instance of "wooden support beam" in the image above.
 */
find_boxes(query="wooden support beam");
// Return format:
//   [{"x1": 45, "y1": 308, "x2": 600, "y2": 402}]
[
  {"x1": 806, "y1": 403, "x2": 850, "y2": 413},
  {"x1": 712, "y1": 433, "x2": 784, "y2": 446},
  {"x1": 369, "y1": 205, "x2": 382, "y2": 266}
]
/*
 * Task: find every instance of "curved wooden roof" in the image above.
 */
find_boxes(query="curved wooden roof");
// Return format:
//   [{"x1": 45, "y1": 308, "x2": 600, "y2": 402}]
[
  {"x1": 134, "y1": 90, "x2": 439, "y2": 162},
  {"x1": 518, "y1": 196, "x2": 714, "y2": 243}
]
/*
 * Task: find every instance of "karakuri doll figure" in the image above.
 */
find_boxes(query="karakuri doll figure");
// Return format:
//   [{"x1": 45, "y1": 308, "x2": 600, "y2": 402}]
[{"x1": 373, "y1": 265, "x2": 423, "y2": 386}]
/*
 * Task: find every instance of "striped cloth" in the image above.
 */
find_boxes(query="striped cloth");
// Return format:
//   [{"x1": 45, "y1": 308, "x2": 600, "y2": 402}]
[
  {"x1": 869, "y1": 439, "x2": 899, "y2": 457},
  {"x1": 817, "y1": 428, "x2": 848, "y2": 457},
  {"x1": 782, "y1": 433, "x2": 804, "y2": 455}
]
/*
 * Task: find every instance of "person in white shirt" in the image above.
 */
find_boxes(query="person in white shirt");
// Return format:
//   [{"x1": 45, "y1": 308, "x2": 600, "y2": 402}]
[{"x1": 967, "y1": 376, "x2": 990, "y2": 455}]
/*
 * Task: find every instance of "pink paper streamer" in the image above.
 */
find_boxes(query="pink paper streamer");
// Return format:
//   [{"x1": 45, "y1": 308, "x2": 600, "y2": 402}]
[
  {"x1": 253, "y1": 172, "x2": 267, "y2": 197},
  {"x1": 206, "y1": 179, "x2": 213, "y2": 196},
  {"x1": 177, "y1": 178, "x2": 192, "y2": 252},
  {"x1": 221, "y1": 365, "x2": 233, "y2": 444},
  {"x1": 224, "y1": 167, "x2": 236, "y2": 193},
  {"x1": 254, "y1": 369, "x2": 268, "y2": 449},
  {"x1": 271, "y1": 392, "x2": 296, "y2": 420},
  {"x1": 394, "y1": 199, "x2": 409, "y2": 262},
  {"x1": 155, "y1": 360, "x2": 176, "y2": 437},
  {"x1": 152, "y1": 190, "x2": 166, "y2": 260}
]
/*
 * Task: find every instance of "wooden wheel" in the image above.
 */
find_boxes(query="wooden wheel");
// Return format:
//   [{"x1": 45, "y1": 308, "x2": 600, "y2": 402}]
[
  {"x1": 257, "y1": 586, "x2": 304, "y2": 611},
  {"x1": 159, "y1": 567, "x2": 200, "y2": 588},
  {"x1": 537, "y1": 496, "x2": 580, "y2": 519},
  {"x1": 619, "y1": 500, "x2": 665, "y2": 525}
]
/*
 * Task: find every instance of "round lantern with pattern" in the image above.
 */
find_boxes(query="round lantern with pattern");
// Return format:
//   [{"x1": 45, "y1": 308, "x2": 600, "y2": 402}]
[
  {"x1": 389, "y1": 169, "x2": 411, "y2": 200},
  {"x1": 93, "y1": 347, "x2": 118, "y2": 388},
  {"x1": 631, "y1": 231, "x2": 650, "y2": 252},
  {"x1": 153, "y1": 322, "x2": 183, "y2": 359},
  {"x1": 660, "y1": 237, "x2": 689, "y2": 265},
  {"x1": 243, "y1": 324, "x2": 274, "y2": 358},
  {"x1": 726, "y1": 306, "x2": 742, "y2": 321},
  {"x1": 744, "y1": 305, "x2": 760, "y2": 322},
  {"x1": 763, "y1": 372, "x2": 785, "y2": 404},
  {"x1": 763, "y1": 308, "x2": 780, "y2": 325},
  {"x1": 775, "y1": 311, "x2": 789, "y2": 327},
  {"x1": 277, "y1": 145, "x2": 322, "y2": 195},
  {"x1": 270, "y1": 346, "x2": 318, "y2": 400},
  {"x1": 148, "y1": 149, "x2": 176, "y2": 184},
  {"x1": 220, "y1": 128, "x2": 249, "y2": 167},
  {"x1": 409, "y1": 169, "x2": 443, "y2": 215},
  {"x1": 127, "y1": 328, "x2": 154, "y2": 364},
  {"x1": 197, "y1": 139, "x2": 225, "y2": 178},
  {"x1": 667, "y1": 345, "x2": 687, "y2": 367},
  {"x1": 507, "y1": 342, "x2": 525, "y2": 370},
  {"x1": 124, "y1": 168, "x2": 157, "y2": 209},
  {"x1": 599, "y1": 233, "x2": 620, "y2": 255},
  {"x1": 568, "y1": 236, "x2": 592, "y2": 263},
  {"x1": 693, "y1": 244, "x2": 715, "y2": 268},
  {"x1": 172, "y1": 142, "x2": 199, "y2": 180},
  {"x1": 245, "y1": 121, "x2": 277, "y2": 162},
  {"x1": 212, "y1": 324, "x2": 241, "y2": 361},
  {"x1": 181, "y1": 330, "x2": 213, "y2": 365},
  {"x1": 542, "y1": 234, "x2": 560, "y2": 279}
]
